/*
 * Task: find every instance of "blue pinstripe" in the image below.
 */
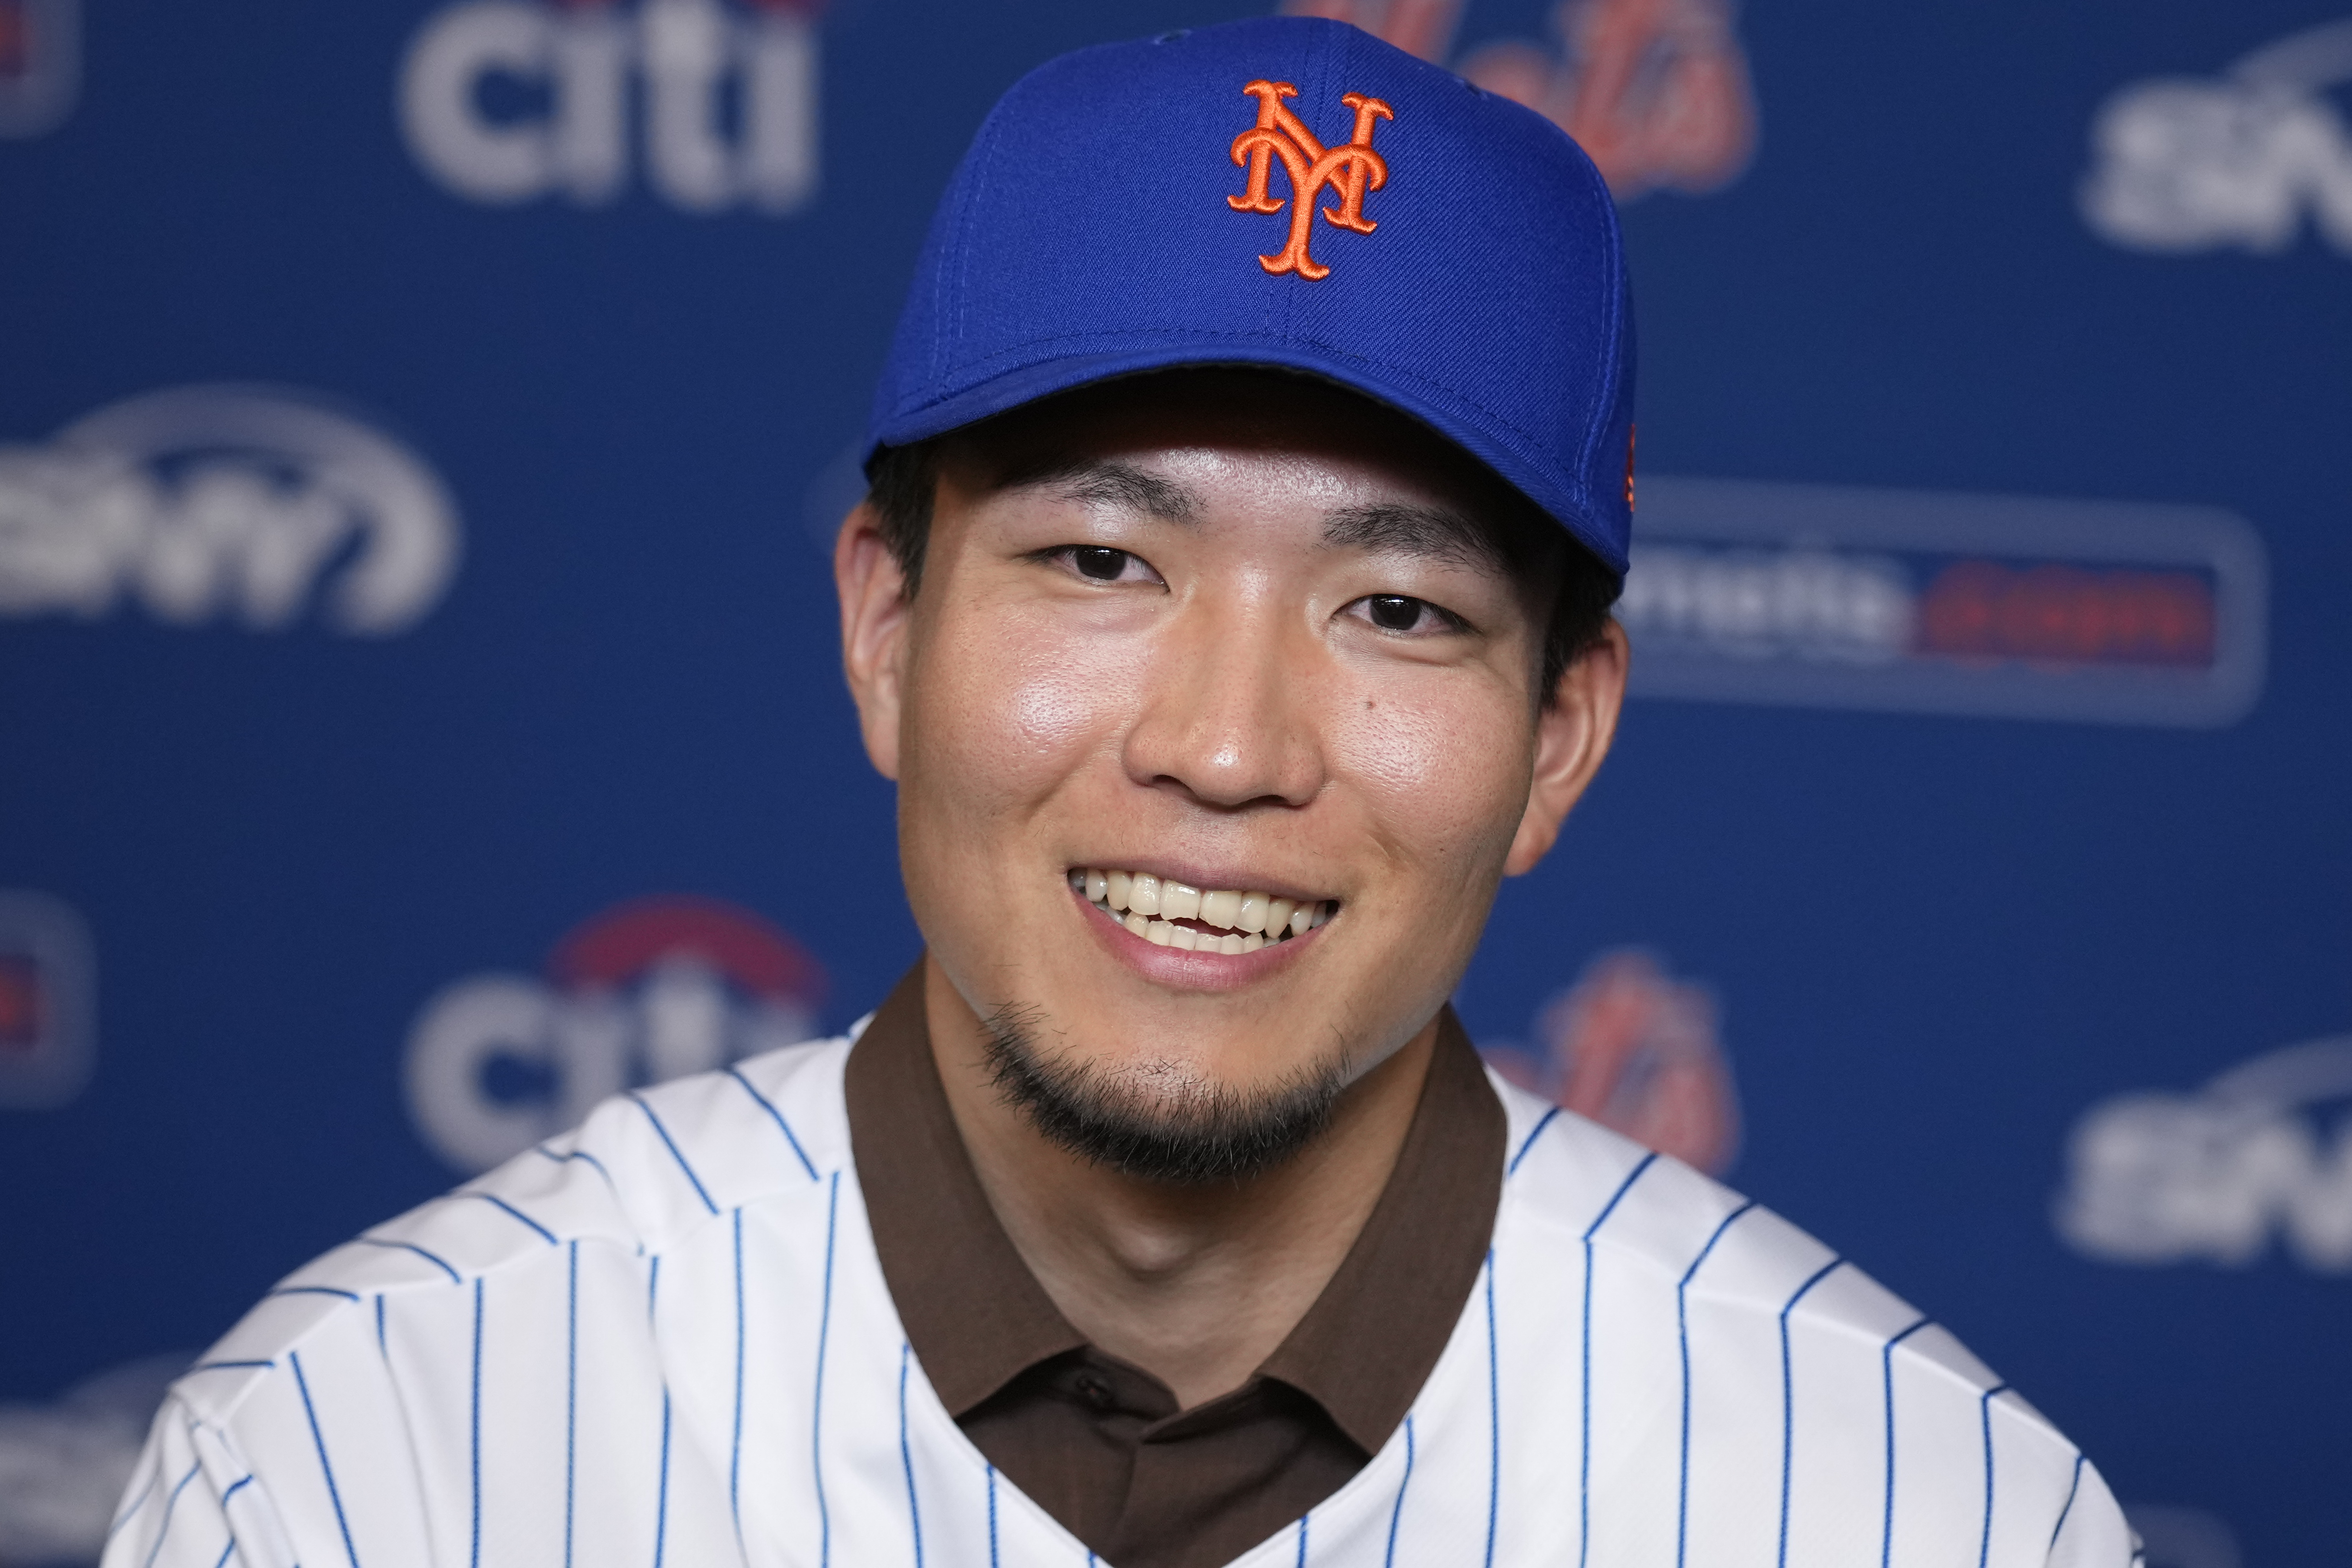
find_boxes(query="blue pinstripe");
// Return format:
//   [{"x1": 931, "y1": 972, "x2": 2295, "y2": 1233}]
[
  {"x1": 288, "y1": 1350, "x2": 361, "y2": 1568},
  {"x1": 139, "y1": 1459, "x2": 202, "y2": 1568},
  {"x1": 1507, "y1": 1107, "x2": 1560, "y2": 1176},
  {"x1": 268, "y1": 1286, "x2": 360, "y2": 1302},
  {"x1": 353, "y1": 1235, "x2": 461, "y2": 1284},
  {"x1": 220, "y1": 1477, "x2": 253, "y2": 1508},
  {"x1": 210, "y1": 1540, "x2": 236, "y2": 1568},
  {"x1": 470, "y1": 1278, "x2": 485, "y2": 1568},
  {"x1": 2049, "y1": 1453, "x2": 2087, "y2": 1548},
  {"x1": 815, "y1": 1171, "x2": 840, "y2": 1568},
  {"x1": 898, "y1": 1344, "x2": 924, "y2": 1568},
  {"x1": 984, "y1": 1464, "x2": 1000, "y2": 1568},
  {"x1": 108, "y1": 1458, "x2": 160, "y2": 1541},
  {"x1": 534, "y1": 1143, "x2": 622, "y2": 1198},
  {"x1": 653, "y1": 1391, "x2": 673, "y2": 1568},
  {"x1": 1878, "y1": 1316, "x2": 1933, "y2": 1568},
  {"x1": 1482, "y1": 1259, "x2": 1499, "y2": 1568},
  {"x1": 726, "y1": 1065, "x2": 821, "y2": 1182},
  {"x1": 630, "y1": 1095, "x2": 719, "y2": 1215},
  {"x1": 732, "y1": 1208, "x2": 747, "y2": 1549},
  {"x1": 565, "y1": 1241, "x2": 579, "y2": 1568},
  {"x1": 1978, "y1": 1384, "x2": 2010, "y2": 1568},
  {"x1": 1774, "y1": 1256, "x2": 1845, "y2": 1568},
  {"x1": 1579, "y1": 1151, "x2": 1659, "y2": 1568},
  {"x1": 1676, "y1": 1200, "x2": 1757, "y2": 1568},
  {"x1": 374, "y1": 1295, "x2": 386, "y2": 1358},
  {"x1": 475, "y1": 1191, "x2": 557, "y2": 1245},
  {"x1": 1294, "y1": 1514, "x2": 1310, "y2": 1566},
  {"x1": 1382, "y1": 1415, "x2": 1416, "y2": 1568}
]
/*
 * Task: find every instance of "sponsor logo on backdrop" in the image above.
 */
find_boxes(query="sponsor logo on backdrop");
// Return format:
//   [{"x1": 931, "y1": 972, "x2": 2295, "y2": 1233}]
[
  {"x1": 1281, "y1": 0, "x2": 1754, "y2": 199},
  {"x1": 2083, "y1": 17, "x2": 2352, "y2": 257},
  {"x1": 406, "y1": 895, "x2": 826, "y2": 1173},
  {"x1": 0, "y1": 385, "x2": 462, "y2": 636},
  {"x1": 0, "y1": 889, "x2": 94, "y2": 1112},
  {"x1": 401, "y1": 0, "x2": 821, "y2": 214},
  {"x1": 1619, "y1": 476, "x2": 2267, "y2": 728},
  {"x1": 0, "y1": 1355, "x2": 189, "y2": 1567},
  {"x1": 0, "y1": 0, "x2": 76, "y2": 139},
  {"x1": 2057, "y1": 1033, "x2": 2352, "y2": 1274},
  {"x1": 1480, "y1": 948, "x2": 1740, "y2": 1173}
]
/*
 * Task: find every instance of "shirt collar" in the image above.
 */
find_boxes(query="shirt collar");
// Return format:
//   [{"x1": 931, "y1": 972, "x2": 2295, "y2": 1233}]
[{"x1": 845, "y1": 961, "x2": 1506, "y2": 1456}]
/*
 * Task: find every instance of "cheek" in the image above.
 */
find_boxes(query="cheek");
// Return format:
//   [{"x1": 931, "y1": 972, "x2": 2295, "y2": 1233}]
[
  {"x1": 1333, "y1": 676, "x2": 1534, "y2": 880},
  {"x1": 901, "y1": 593, "x2": 1140, "y2": 831}
]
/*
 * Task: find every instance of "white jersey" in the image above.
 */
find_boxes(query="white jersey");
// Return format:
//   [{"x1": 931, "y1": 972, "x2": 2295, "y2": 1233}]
[{"x1": 104, "y1": 1022, "x2": 2136, "y2": 1568}]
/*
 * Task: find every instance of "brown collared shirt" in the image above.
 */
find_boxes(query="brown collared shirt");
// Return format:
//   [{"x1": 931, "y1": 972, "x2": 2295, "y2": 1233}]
[{"x1": 845, "y1": 966, "x2": 1504, "y2": 1568}]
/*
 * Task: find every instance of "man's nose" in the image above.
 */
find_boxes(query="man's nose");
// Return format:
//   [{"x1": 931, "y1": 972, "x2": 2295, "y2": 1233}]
[{"x1": 1120, "y1": 593, "x2": 1325, "y2": 811}]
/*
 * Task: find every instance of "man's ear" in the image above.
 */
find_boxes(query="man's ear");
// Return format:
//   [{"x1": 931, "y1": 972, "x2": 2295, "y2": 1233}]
[
  {"x1": 835, "y1": 500, "x2": 912, "y2": 781},
  {"x1": 1504, "y1": 619, "x2": 1629, "y2": 876}
]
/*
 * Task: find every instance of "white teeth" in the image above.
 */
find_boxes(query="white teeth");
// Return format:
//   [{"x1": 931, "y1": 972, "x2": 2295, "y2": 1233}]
[{"x1": 1078, "y1": 868, "x2": 1335, "y2": 951}]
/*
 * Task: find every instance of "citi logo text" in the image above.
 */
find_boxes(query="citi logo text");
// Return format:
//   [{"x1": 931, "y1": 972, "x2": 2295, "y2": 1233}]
[
  {"x1": 2057, "y1": 1035, "x2": 2352, "y2": 1274},
  {"x1": 1228, "y1": 80, "x2": 1394, "y2": 279},
  {"x1": 0, "y1": 386, "x2": 462, "y2": 636},
  {"x1": 400, "y1": 0, "x2": 820, "y2": 214},
  {"x1": 2082, "y1": 17, "x2": 2352, "y2": 258},
  {"x1": 405, "y1": 896, "x2": 826, "y2": 1173}
]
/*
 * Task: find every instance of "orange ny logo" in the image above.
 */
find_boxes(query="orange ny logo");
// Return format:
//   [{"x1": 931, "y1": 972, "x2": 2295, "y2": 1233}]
[{"x1": 1227, "y1": 80, "x2": 1395, "y2": 279}]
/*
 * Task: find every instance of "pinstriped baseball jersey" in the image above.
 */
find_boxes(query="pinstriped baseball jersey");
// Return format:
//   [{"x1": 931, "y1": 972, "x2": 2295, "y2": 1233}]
[{"x1": 104, "y1": 1021, "x2": 2137, "y2": 1568}]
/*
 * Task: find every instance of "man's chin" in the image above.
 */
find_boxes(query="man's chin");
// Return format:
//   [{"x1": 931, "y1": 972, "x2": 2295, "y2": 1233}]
[{"x1": 979, "y1": 1000, "x2": 1350, "y2": 1185}]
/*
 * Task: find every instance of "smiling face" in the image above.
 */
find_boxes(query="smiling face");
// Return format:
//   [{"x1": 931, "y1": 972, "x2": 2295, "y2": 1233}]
[{"x1": 840, "y1": 371, "x2": 1626, "y2": 1181}]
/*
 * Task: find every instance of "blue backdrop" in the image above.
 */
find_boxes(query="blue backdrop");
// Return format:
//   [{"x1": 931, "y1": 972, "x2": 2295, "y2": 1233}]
[{"x1": 5, "y1": 1, "x2": 2348, "y2": 1563}]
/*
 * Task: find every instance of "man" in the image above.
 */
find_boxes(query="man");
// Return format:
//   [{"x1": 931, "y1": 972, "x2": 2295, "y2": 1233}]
[{"x1": 107, "y1": 17, "x2": 2132, "y2": 1568}]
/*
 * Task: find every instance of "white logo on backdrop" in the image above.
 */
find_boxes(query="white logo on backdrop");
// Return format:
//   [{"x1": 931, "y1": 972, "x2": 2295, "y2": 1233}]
[
  {"x1": 2057, "y1": 1034, "x2": 2352, "y2": 1273},
  {"x1": 0, "y1": 0, "x2": 79, "y2": 139},
  {"x1": 0, "y1": 1356, "x2": 189, "y2": 1568},
  {"x1": 2082, "y1": 17, "x2": 2352, "y2": 256},
  {"x1": 400, "y1": 0, "x2": 819, "y2": 214},
  {"x1": 0, "y1": 386, "x2": 462, "y2": 636},
  {"x1": 406, "y1": 897, "x2": 825, "y2": 1173},
  {"x1": 0, "y1": 889, "x2": 95, "y2": 1112},
  {"x1": 1621, "y1": 477, "x2": 2267, "y2": 729}
]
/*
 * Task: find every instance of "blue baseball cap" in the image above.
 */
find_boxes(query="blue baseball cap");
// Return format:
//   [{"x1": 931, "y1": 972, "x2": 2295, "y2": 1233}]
[{"x1": 866, "y1": 15, "x2": 1636, "y2": 576}]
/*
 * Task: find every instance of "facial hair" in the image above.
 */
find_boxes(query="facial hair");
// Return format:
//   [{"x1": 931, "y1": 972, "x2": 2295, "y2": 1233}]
[{"x1": 980, "y1": 1002, "x2": 1349, "y2": 1185}]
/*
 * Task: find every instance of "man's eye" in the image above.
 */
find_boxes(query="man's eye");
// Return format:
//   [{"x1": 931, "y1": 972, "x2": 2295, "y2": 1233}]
[
  {"x1": 1362, "y1": 594, "x2": 1447, "y2": 633},
  {"x1": 1064, "y1": 546, "x2": 1140, "y2": 581}
]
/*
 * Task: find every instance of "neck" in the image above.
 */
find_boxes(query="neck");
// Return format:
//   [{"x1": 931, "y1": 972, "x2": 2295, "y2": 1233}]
[{"x1": 922, "y1": 954, "x2": 1440, "y2": 1410}]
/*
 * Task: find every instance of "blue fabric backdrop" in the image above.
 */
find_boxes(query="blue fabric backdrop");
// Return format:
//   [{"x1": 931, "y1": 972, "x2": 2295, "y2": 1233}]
[{"x1": 4, "y1": 1, "x2": 2347, "y2": 1563}]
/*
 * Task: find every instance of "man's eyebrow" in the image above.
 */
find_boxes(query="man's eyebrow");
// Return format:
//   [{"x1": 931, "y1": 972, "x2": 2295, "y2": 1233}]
[
  {"x1": 1321, "y1": 503, "x2": 1504, "y2": 574},
  {"x1": 999, "y1": 458, "x2": 1203, "y2": 525}
]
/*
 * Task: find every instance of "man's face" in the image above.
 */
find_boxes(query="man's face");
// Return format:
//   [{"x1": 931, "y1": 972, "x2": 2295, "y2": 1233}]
[{"x1": 848, "y1": 373, "x2": 1620, "y2": 1174}]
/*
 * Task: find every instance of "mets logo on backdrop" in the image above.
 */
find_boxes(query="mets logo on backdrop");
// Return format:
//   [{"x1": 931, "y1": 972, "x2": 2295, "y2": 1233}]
[
  {"x1": 0, "y1": 890, "x2": 96, "y2": 1111},
  {"x1": 1228, "y1": 81, "x2": 1394, "y2": 278},
  {"x1": 404, "y1": 895, "x2": 827, "y2": 1173},
  {"x1": 0, "y1": 0, "x2": 77, "y2": 138}
]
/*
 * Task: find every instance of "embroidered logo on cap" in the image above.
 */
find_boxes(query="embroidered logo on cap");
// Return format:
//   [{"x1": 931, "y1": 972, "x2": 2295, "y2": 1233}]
[{"x1": 1228, "y1": 80, "x2": 1394, "y2": 279}]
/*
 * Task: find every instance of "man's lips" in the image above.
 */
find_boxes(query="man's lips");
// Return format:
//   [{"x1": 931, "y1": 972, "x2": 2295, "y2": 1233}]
[{"x1": 1071, "y1": 882, "x2": 1329, "y2": 990}]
